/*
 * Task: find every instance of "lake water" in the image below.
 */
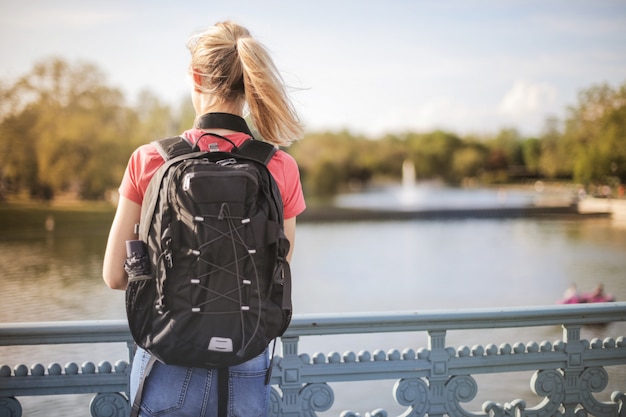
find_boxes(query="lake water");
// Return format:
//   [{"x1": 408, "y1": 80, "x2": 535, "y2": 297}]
[
  {"x1": 334, "y1": 181, "x2": 577, "y2": 210},
  {"x1": 1, "y1": 193, "x2": 625, "y2": 416}
]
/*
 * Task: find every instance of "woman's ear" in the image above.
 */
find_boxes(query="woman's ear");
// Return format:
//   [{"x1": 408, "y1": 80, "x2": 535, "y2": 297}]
[{"x1": 191, "y1": 69, "x2": 204, "y2": 93}]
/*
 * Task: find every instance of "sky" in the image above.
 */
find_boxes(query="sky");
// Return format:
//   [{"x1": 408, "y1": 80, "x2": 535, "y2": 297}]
[{"x1": 1, "y1": 0, "x2": 625, "y2": 137}]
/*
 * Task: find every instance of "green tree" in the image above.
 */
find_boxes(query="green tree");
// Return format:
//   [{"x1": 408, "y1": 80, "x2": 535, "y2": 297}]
[
  {"x1": 483, "y1": 128, "x2": 525, "y2": 180},
  {"x1": 521, "y1": 138, "x2": 541, "y2": 176},
  {"x1": 135, "y1": 89, "x2": 176, "y2": 141},
  {"x1": 177, "y1": 96, "x2": 197, "y2": 132},
  {"x1": 450, "y1": 143, "x2": 488, "y2": 182},
  {"x1": 563, "y1": 82, "x2": 626, "y2": 185},
  {"x1": 405, "y1": 130, "x2": 463, "y2": 182},
  {"x1": 0, "y1": 58, "x2": 138, "y2": 199},
  {"x1": 374, "y1": 134, "x2": 410, "y2": 181},
  {"x1": 538, "y1": 117, "x2": 568, "y2": 179},
  {"x1": 290, "y1": 131, "x2": 374, "y2": 197},
  {"x1": 492, "y1": 128, "x2": 524, "y2": 166}
]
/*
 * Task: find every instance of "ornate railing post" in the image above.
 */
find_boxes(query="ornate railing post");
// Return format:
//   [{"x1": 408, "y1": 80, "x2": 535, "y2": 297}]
[
  {"x1": 427, "y1": 330, "x2": 450, "y2": 417},
  {"x1": 272, "y1": 336, "x2": 304, "y2": 415},
  {"x1": 555, "y1": 324, "x2": 623, "y2": 417},
  {"x1": 271, "y1": 335, "x2": 335, "y2": 416},
  {"x1": 562, "y1": 324, "x2": 586, "y2": 416}
]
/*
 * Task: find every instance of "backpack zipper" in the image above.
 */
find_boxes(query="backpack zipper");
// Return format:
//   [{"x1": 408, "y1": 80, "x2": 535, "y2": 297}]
[{"x1": 182, "y1": 169, "x2": 259, "y2": 192}]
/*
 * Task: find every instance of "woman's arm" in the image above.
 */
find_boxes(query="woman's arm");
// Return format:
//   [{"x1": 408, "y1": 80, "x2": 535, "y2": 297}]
[
  {"x1": 103, "y1": 196, "x2": 142, "y2": 290},
  {"x1": 284, "y1": 216, "x2": 296, "y2": 263}
]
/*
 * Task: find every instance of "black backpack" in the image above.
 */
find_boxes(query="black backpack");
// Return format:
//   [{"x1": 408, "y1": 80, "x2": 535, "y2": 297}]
[{"x1": 125, "y1": 113, "x2": 292, "y2": 416}]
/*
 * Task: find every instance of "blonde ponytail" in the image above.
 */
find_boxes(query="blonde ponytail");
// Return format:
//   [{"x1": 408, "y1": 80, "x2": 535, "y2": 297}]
[{"x1": 187, "y1": 21, "x2": 302, "y2": 147}]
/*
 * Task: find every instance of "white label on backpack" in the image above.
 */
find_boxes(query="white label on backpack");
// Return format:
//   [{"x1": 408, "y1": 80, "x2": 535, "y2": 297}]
[
  {"x1": 182, "y1": 173, "x2": 194, "y2": 191},
  {"x1": 208, "y1": 337, "x2": 233, "y2": 352}
]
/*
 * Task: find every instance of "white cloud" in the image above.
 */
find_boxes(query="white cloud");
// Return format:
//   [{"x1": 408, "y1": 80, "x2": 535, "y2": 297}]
[
  {"x1": 499, "y1": 80, "x2": 557, "y2": 115},
  {"x1": 42, "y1": 10, "x2": 127, "y2": 27},
  {"x1": 0, "y1": 2, "x2": 129, "y2": 29},
  {"x1": 342, "y1": 98, "x2": 489, "y2": 137}
]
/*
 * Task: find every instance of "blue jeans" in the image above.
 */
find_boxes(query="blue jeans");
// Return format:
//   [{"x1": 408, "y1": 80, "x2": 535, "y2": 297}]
[{"x1": 130, "y1": 347, "x2": 270, "y2": 417}]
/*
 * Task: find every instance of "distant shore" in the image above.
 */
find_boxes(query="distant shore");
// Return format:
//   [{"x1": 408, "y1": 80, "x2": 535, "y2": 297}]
[
  {"x1": 578, "y1": 197, "x2": 626, "y2": 220},
  {"x1": 298, "y1": 202, "x2": 610, "y2": 223},
  {"x1": 1, "y1": 196, "x2": 622, "y2": 229}
]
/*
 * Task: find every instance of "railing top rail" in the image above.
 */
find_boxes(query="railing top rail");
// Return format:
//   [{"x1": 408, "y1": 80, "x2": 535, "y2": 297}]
[
  {"x1": 0, "y1": 320, "x2": 130, "y2": 346},
  {"x1": 284, "y1": 302, "x2": 626, "y2": 336},
  {"x1": 1, "y1": 302, "x2": 625, "y2": 346}
]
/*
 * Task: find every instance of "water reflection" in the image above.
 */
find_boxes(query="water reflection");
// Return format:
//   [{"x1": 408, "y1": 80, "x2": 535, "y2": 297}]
[
  {"x1": 335, "y1": 182, "x2": 576, "y2": 211},
  {"x1": 292, "y1": 218, "x2": 625, "y2": 313},
  {"x1": 0, "y1": 231, "x2": 124, "y2": 323},
  {"x1": 1, "y1": 214, "x2": 624, "y2": 415}
]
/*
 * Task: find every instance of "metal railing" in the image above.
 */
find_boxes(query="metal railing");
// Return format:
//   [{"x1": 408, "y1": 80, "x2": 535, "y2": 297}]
[{"x1": 1, "y1": 302, "x2": 625, "y2": 416}]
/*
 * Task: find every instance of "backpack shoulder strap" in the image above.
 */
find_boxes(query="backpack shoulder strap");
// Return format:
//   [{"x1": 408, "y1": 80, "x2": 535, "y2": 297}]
[
  {"x1": 152, "y1": 136, "x2": 192, "y2": 160},
  {"x1": 138, "y1": 145, "x2": 203, "y2": 241},
  {"x1": 130, "y1": 354, "x2": 158, "y2": 417},
  {"x1": 195, "y1": 112, "x2": 253, "y2": 136},
  {"x1": 236, "y1": 139, "x2": 277, "y2": 165}
]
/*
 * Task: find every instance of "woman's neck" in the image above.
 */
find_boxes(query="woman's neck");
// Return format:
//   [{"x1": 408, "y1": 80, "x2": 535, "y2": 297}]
[{"x1": 193, "y1": 93, "x2": 244, "y2": 117}]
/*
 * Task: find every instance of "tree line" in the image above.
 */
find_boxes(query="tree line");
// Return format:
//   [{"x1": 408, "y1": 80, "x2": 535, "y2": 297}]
[
  {"x1": 289, "y1": 84, "x2": 626, "y2": 198},
  {"x1": 1, "y1": 58, "x2": 624, "y2": 201}
]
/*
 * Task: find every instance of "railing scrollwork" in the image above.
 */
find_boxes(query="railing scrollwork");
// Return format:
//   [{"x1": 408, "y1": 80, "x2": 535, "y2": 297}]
[{"x1": 1, "y1": 303, "x2": 625, "y2": 416}]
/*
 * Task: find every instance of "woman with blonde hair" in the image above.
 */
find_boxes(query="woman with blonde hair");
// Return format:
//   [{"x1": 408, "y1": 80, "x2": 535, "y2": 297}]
[{"x1": 103, "y1": 21, "x2": 306, "y2": 416}]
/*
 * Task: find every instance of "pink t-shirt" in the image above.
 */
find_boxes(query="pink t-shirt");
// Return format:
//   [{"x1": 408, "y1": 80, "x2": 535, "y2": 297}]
[{"x1": 118, "y1": 129, "x2": 306, "y2": 219}]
